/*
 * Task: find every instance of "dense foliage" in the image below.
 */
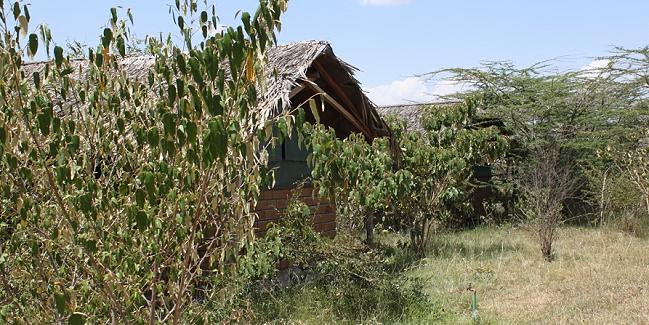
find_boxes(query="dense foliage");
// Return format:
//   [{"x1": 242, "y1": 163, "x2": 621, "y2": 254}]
[
  {"x1": 390, "y1": 98, "x2": 508, "y2": 251},
  {"x1": 301, "y1": 122, "x2": 412, "y2": 244},
  {"x1": 0, "y1": 0, "x2": 292, "y2": 323},
  {"x1": 2, "y1": 0, "x2": 648, "y2": 323},
  {"x1": 430, "y1": 50, "x2": 649, "y2": 258},
  {"x1": 302, "y1": 98, "x2": 508, "y2": 252}
]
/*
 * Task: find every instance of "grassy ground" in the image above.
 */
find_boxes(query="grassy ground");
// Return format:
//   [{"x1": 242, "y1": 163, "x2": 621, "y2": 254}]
[
  {"x1": 249, "y1": 226, "x2": 649, "y2": 324},
  {"x1": 407, "y1": 226, "x2": 649, "y2": 324}
]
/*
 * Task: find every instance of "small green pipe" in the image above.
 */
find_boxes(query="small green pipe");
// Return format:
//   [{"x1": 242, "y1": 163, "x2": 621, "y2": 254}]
[{"x1": 471, "y1": 289, "x2": 479, "y2": 324}]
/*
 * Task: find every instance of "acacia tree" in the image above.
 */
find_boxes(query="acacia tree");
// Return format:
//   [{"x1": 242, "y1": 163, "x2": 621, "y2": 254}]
[
  {"x1": 600, "y1": 47, "x2": 649, "y2": 219},
  {"x1": 0, "y1": 0, "x2": 290, "y2": 323},
  {"x1": 610, "y1": 145, "x2": 649, "y2": 218},
  {"x1": 430, "y1": 58, "x2": 649, "y2": 259}
]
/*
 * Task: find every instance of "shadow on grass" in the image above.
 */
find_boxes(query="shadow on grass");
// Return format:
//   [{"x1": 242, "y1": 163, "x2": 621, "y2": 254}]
[{"x1": 425, "y1": 237, "x2": 523, "y2": 259}]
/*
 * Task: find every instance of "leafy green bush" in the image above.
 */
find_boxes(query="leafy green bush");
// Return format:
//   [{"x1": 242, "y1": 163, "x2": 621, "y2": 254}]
[
  {"x1": 389, "y1": 98, "x2": 509, "y2": 252},
  {"x1": 245, "y1": 235, "x2": 441, "y2": 324},
  {"x1": 301, "y1": 123, "x2": 412, "y2": 244},
  {"x1": 0, "y1": 1, "x2": 290, "y2": 323}
]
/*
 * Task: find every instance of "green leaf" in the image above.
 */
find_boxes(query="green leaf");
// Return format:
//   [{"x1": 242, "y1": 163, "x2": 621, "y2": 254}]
[
  {"x1": 186, "y1": 122, "x2": 197, "y2": 144},
  {"x1": 110, "y1": 7, "x2": 117, "y2": 24},
  {"x1": 309, "y1": 99, "x2": 320, "y2": 124},
  {"x1": 54, "y1": 46, "x2": 64, "y2": 68},
  {"x1": 54, "y1": 292, "x2": 67, "y2": 315},
  {"x1": 127, "y1": 8, "x2": 133, "y2": 24},
  {"x1": 203, "y1": 118, "x2": 227, "y2": 163},
  {"x1": 176, "y1": 78, "x2": 185, "y2": 98},
  {"x1": 79, "y1": 194, "x2": 93, "y2": 215},
  {"x1": 116, "y1": 35, "x2": 125, "y2": 57},
  {"x1": 102, "y1": 28, "x2": 113, "y2": 48},
  {"x1": 37, "y1": 107, "x2": 52, "y2": 136},
  {"x1": 68, "y1": 312, "x2": 86, "y2": 325},
  {"x1": 167, "y1": 84, "x2": 177, "y2": 105},
  {"x1": 241, "y1": 12, "x2": 251, "y2": 32},
  {"x1": 177, "y1": 16, "x2": 184, "y2": 30},
  {"x1": 135, "y1": 210, "x2": 149, "y2": 230},
  {"x1": 23, "y1": 4, "x2": 30, "y2": 21},
  {"x1": 12, "y1": 1, "x2": 19, "y2": 19},
  {"x1": 95, "y1": 50, "x2": 104, "y2": 67},
  {"x1": 135, "y1": 188, "x2": 145, "y2": 208},
  {"x1": 60, "y1": 67, "x2": 74, "y2": 76},
  {"x1": 28, "y1": 33, "x2": 38, "y2": 57},
  {"x1": 147, "y1": 127, "x2": 160, "y2": 147},
  {"x1": 32, "y1": 71, "x2": 40, "y2": 89},
  {"x1": 141, "y1": 171, "x2": 156, "y2": 203},
  {"x1": 208, "y1": 94, "x2": 222, "y2": 116},
  {"x1": 52, "y1": 117, "x2": 61, "y2": 134},
  {"x1": 0, "y1": 126, "x2": 6, "y2": 146},
  {"x1": 200, "y1": 11, "x2": 208, "y2": 23},
  {"x1": 162, "y1": 112, "x2": 176, "y2": 136},
  {"x1": 176, "y1": 53, "x2": 187, "y2": 74},
  {"x1": 296, "y1": 107, "x2": 306, "y2": 128}
]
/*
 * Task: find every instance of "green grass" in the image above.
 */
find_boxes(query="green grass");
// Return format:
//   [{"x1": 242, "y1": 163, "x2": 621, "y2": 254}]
[
  {"x1": 407, "y1": 226, "x2": 649, "y2": 324},
  {"x1": 247, "y1": 226, "x2": 649, "y2": 324}
]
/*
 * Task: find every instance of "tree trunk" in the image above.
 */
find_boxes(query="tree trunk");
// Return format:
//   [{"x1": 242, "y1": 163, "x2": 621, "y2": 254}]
[
  {"x1": 539, "y1": 223, "x2": 555, "y2": 262},
  {"x1": 365, "y1": 212, "x2": 375, "y2": 247}
]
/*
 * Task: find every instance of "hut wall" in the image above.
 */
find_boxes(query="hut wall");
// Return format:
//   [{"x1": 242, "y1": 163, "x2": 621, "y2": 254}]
[{"x1": 254, "y1": 186, "x2": 336, "y2": 238}]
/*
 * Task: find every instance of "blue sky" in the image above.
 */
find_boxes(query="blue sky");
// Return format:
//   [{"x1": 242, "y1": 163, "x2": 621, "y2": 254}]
[{"x1": 25, "y1": 0, "x2": 649, "y2": 105}]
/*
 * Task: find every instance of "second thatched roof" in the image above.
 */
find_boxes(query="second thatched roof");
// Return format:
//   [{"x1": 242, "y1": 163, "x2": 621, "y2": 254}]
[{"x1": 376, "y1": 101, "x2": 456, "y2": 132}]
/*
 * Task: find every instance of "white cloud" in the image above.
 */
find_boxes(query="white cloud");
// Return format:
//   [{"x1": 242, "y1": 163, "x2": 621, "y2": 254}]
[
  {"x1": 365, "y1": 77, "x2": 467, "y2": 106},
  {"x1": 360, "y1": 0, "x2": 411, "y2": 7},
  {"x1": 580, "y1": 59, "x2": 610, "y2": 79},
  {"x1": 431, "y1": 79, "x2": 466, "y2": 97}
]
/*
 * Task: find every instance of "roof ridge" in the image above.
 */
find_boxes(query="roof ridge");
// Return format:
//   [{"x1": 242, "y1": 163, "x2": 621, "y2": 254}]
[
  {"x1": 21, "y1": 41, "x2": 329, "y2": 67},
  {"x1": 377, "y1": 100, "x2": 459, "y2": 109}
]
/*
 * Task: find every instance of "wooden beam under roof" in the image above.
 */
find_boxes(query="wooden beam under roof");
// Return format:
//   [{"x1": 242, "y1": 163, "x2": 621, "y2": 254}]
[
  {"x1": 300, "y1": 81, "x2": 373, "y2": 139},
  {"x1": 313, "y1": 60, "x2": 367, "y2": 125}
]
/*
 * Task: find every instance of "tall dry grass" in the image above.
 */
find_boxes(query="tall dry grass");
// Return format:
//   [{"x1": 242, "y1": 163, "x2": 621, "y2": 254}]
[{"x1": 407, "y1": 226, "x2": 649, "y2": 324}]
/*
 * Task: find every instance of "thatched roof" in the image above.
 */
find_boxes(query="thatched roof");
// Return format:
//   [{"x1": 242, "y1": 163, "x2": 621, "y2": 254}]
[
  {"x1": 21, "y1": 41, "x2": 387, "y2": 138},
  {"x1": 376, "y1": 101, "x2": 455, "y2": 132},
  {"x1": 377, "y1": 101, "x2": 508, "y2": 135}
]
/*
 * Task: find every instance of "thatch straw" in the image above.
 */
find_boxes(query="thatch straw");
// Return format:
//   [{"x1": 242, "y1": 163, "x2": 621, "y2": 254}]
[
  {"x1": 21, "y1": 41, "x2": 384, "y2": 135},
  {"x1": 376, "y1": 102, "x2": 456, "y2": 133}
]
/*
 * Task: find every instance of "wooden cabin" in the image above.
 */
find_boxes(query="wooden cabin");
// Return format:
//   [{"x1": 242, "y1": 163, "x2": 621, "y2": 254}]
[
  {"x1": 20, "y1": 40, "x2": 392, "y2": 238},
  {"x1": 253, "y1": 41, "x2": 392, "y2": 237}
]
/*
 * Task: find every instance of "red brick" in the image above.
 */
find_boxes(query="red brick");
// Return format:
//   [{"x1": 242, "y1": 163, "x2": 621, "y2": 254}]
[
  {"x1": 299, "y1": 187, "x2": 314, "y2": 197},
  {"x1": 254, "y1": 220, "x2": 271, "y2": 232},
  {"x1": 313, "y1": 213, "x2": 336, "y2": 224},
  {"x1": 302, "y1": 197, "x2": 318, "y2": 207},
  {"x1": 259, "y1": 190, "x2": 275, "y2": 200},
  {"x1": 266, "y1": 200, "x2": 281, "y2": 210},
  {"x1": 314, "y1": 221, "x2": 336, "y2": 233},
  {"x1": 275, "y1": 199, "x2": 288, "y2": 209},
  {"x1": 314, "y1": 204, "x2": 334, "y2": 214},
  {"x1": 257, "y1": 209, "x2": 281, "y2": 221},
  {"x1": 278, "y1": 189, "x2": 294, "y2": 199},
  {"x1": 255, "y1": 199, "x2": 274, "y2": 211}
]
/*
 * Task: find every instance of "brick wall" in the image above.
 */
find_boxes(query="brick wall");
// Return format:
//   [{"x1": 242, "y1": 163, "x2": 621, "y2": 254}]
[{"x1": 254, "y1": 186, "x2": 336, "y2": 238}]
